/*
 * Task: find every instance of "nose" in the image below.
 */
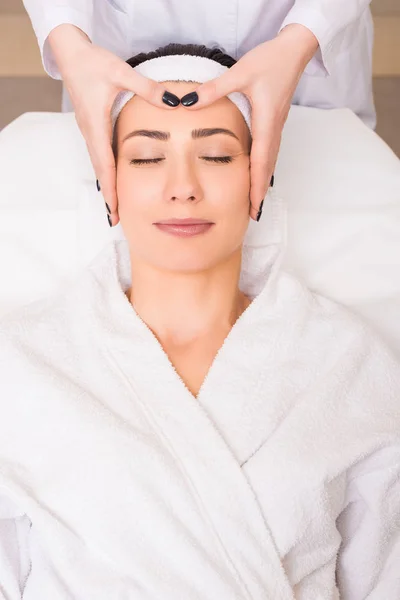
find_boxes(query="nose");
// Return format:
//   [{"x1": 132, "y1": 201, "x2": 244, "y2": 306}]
[{"x1": 165, "y1": 157, "x2": 202, "y2": 204}]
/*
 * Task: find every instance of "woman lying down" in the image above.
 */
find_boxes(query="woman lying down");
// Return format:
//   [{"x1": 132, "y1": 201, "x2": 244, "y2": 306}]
[{"x1": 0, "y1": 43, "x2": 399, "y2": 600}]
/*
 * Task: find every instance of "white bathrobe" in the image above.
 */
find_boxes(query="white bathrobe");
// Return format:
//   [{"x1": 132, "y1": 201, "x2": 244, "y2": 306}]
[{"x1": 0, "y1": 192, "x2": 399, "y2": 599}]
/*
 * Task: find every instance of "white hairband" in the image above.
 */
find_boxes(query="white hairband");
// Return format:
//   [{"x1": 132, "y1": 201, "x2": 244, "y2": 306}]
[{"x1": 111, "y1": 54, "x2": 252, "y2": 133}]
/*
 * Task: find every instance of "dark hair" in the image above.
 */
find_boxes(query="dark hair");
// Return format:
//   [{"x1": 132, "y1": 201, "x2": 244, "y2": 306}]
[
  {"x1": 112, "y1": 42, "x2": 244, "y2": 158},
  {"x1": 126, "y1": 42, "x2": 237, "y2": 70}
]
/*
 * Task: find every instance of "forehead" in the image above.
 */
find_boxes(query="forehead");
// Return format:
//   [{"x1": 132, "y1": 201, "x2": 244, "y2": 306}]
[{"x1": 117, "y1": 80, "x2": 249, "y2": 142}]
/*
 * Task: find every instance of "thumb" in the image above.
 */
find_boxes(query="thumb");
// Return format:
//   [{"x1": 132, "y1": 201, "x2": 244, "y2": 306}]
[
  {"x1": 115, "y1": 63, "x2": 178, "y2": 109},
  {"x1": 188, "y1": 68, "x2": 241, "y2": 109}
]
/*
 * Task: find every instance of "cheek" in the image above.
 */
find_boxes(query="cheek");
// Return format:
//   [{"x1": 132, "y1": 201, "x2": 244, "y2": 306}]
[
  {"x1": 207, "y1": 162, "x2": 250, "y2": 212},
  {"x1": 206, "y1": 166, "x2": 251, "y2": 247},
  {"x1": 116, "y1": 165, "x2": 160, "y2": 216},
  {"x1": 235, "y1": 164, "x2": 251, "y2": 199}
]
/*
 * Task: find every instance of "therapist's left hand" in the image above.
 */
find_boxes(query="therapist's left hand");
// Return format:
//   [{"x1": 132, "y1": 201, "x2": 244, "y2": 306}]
[{"x1": 182, "y1": 24, "x2": 319, "y2": 221}]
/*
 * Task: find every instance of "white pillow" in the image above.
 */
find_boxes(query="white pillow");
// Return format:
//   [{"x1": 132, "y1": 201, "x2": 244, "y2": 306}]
[
  {"x1": 0, "y1": 113, "x2": 88, "y2": 316},
  {"x1": 1, "y1": 107, "x2": 400, "y2": 360},
  {"x1": 279, "y1": 107, "x2": 400, "y2": 358}
]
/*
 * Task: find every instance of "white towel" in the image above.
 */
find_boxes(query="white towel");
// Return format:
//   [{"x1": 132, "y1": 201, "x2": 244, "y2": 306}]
[{"x1": 110, "y1": 54, "x2": 252, "y2": 133}]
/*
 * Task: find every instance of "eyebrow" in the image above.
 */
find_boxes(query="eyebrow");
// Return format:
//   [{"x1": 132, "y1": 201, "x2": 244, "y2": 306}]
[{"x1": 121, "y1": 127, "x2": 240, "y2": 145}]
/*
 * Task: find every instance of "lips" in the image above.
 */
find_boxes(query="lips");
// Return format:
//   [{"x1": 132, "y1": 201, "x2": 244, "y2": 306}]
[{"x1": 154, "y1": 221, "x2": 214, "y2": 238}]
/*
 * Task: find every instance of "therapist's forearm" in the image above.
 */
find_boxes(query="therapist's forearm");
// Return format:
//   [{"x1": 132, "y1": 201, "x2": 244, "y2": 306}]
[{"x1": 276, "y1": 23, "x2": 320, "y2": 71}]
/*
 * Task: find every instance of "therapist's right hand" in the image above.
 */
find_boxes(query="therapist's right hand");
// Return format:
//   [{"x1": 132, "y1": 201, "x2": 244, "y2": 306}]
[{"x1": 48, "y1": 24, "x2": 176, "y2": 226}]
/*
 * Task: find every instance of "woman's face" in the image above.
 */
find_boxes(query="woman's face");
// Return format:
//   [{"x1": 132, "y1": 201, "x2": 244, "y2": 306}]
[{"x1": 115, "y1": 81, "x2": 251, "y2": 273}]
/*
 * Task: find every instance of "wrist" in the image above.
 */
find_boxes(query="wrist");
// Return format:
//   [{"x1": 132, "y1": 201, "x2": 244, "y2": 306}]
[
  {"x1": 48, "y1": 24, "x2": 91, "y2": 69},
  {"x1": 276, "y1": 23, "x2": 319, "y2": 70}
]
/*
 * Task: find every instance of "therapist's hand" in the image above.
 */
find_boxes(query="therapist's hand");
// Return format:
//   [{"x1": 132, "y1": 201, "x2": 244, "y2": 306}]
[
  {"x1": 182, "y1": 24, "x2": 319, "y2": 221},
  {"x1": 48, "y1": 24, "x2": 177, "y2": 226}
]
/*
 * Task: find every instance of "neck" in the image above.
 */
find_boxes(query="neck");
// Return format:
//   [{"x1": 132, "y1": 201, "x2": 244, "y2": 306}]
[{"x1": 125, "y1": 249, "x2": 251, "y2": 347}]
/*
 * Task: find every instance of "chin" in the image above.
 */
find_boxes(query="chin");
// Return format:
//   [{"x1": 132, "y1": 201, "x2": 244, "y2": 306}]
[{"x1": 156, "y1": 254, "x2": 219, "y2": 273}]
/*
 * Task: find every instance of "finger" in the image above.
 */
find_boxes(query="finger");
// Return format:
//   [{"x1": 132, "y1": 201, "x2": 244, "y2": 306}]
[
  {"x1": 184, "y1": 67, "x2": 243, "y2": 109},
  {"x1": 87, "y1": 110, "x2": 120, "y2": 225},
  {"x1": 249, "y1": 103, "x2": 290, "y2": 220},
  {"x1": 115, "y1": 63, "x2": 179, "y2": 109},
  {"x1": 249, "y1": 140, "x2": 278, "y2": 222},
  {"x1": 248, "y1": 112, "x2": 277, "y2": 221}
]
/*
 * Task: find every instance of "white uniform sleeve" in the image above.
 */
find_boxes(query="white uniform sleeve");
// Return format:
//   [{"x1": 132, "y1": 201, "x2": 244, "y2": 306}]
[
  {"x1": 335, "y1": 444, "x2": 400, "y2": 599},
  {"x1": 277, "y1": 1, "x2": 372, "y2": 77},
  {"x1": 0, "y1": 492, "x2": 32, "y2": 599},
  {"x1": 22, "y1": 0, "x2": 93, "y2": 79}
]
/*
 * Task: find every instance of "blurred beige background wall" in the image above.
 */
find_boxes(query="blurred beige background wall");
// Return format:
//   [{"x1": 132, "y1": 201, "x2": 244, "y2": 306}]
[{"x1": 0, "y1": 0, "x2": 399, "y2": 156}]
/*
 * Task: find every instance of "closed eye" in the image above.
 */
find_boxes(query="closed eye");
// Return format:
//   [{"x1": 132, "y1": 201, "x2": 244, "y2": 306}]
[
  {"x1": 130, "y1": 156, "x2": 234, "y2": 165},
  {"x1": 204, "y1": 156, "x2": 233, "y2": 164},
  {"x1": 129, "y1": 158, "x2": 162, "y2": 165}
]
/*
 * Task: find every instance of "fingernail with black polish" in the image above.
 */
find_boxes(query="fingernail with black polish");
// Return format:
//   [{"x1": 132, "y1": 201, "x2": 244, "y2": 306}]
[
  {"x1": 105, "y1": 202, "x2": 111, "y2": 215},
  {"x1": 270, "y1": 174, "x2": 275, "y2": 188},
  {"x1": 162, "y1": 91, "x2": 180, "y2": 107},
  {"x1": 256, "y1": 198, "x2": 264, "y2": 222},
  {"x1": 107, "y1": 214, "x2": 112, "y2": 228},
  {"x1": 96, "y1": 179, "x2": 101, "y2": 192},
  {"x1": 181, "y1": 92, "x2": 198, "y2": 107}
]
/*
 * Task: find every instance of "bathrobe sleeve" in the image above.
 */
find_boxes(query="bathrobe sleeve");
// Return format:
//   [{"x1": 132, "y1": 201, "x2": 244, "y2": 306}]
[
  {"x1": 278, "y1": 0, "x2": 372, "y2": 77},
  {"x1": 0, "y1": 493, "x2": 31, "y2": 599},
  {"x1": 22, "y1": 0, "x2": 93, "y2": 79},
  {"x1": 335, "y1": 444, "x2": 400, "y2": 599}
]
